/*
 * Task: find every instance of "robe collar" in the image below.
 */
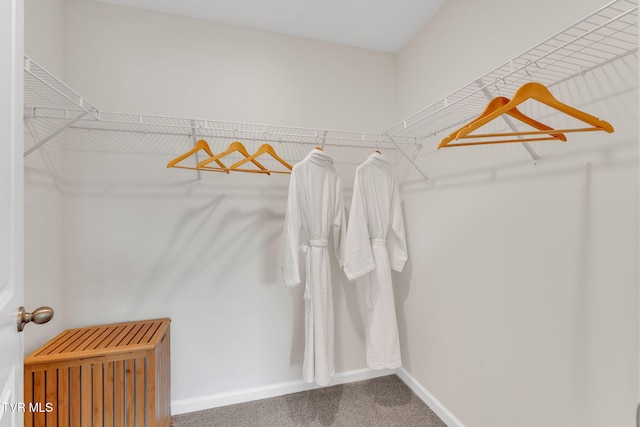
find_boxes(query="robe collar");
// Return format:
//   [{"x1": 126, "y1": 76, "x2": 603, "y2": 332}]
[
  {"x1": 368, "y1": 151, "x2": 388, "y2": 164},
  {"x1": 305, "y1": 148, "x2": 333, "y2": 166}
]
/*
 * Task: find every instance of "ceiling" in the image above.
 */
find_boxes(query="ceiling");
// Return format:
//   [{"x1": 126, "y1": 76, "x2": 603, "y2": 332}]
[{"x1": 96, "y1": 0, "x2": 446, "y2": 53}]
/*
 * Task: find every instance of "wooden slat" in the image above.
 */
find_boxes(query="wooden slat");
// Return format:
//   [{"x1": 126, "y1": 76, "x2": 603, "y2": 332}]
[
  {"x1": 70, "y1": 366, "x2": 81, "y2": 427},
  {"x1": 93, "y1": 363, "x2": 103, "y2": 427},
  {"x1": 81, "y1": 364, "x2": 93, "y2": 426},
  {"x1": 159, "y1": 341, "x2": 167, "y2": 426},
  {"x1": 32, "y1": 329, "x2": 80, "y2": 358},
  {"x1": 45, "y1": 329, "x2": 89, "y2": 358},
  {"x1": 33, "y1": 370, "x2": 45, "y2": 427},
  {"x1": 116, "y1": 323, "x2": 145, "y2": 347},
  {"x1": 103, "y1": 362, "x2": 114, "y2": 427},
  {"x1": 81, "y1": 326, "x2": 115, "y2": 351},
  {"x1": 147, "y1": 353, "x2": 157, "y2": 427},
  {"x1": 165, "y1": 330, "x2": 171, "y2": 426},
  {"x1": 114, "y1": 361, "x2": 125, "y2": 427},
  {"x1": 125, "y1": 359, "x2": 135, "y2": 427},
  {"x1": 126, "y1": 322, "x2": 153, "y2": 346},
  {"x1": 162, "y1": 335, "x2": 169, "y2": 425},
  {"x1": 135, "y1": 357, "x2": 146, "y2": 427},
  {"x1": 58, "y1": 367, "x2": 70, "y2": 427},
  {"x1": 26, "y1": 319, "x2": 171, "y2": 426},
  {"x1": 95, "y1": 325, "x2": 128, "y2": 350},
  {"x1": 33, "y1": 329, "x2": 74, "y2": 356},
  {"x1": 57, "y1": 329, "x2": 96, "y2": 354},
  {"x1": 46, "y1": 368, "x2": 57, "y2": 426},
  {"x1": 68, "y1": 329, "x2": 103, "y2": 353},
  {"x1": 26, "y1": 319, "x2": 171, "y2": 364},
  {"x1": 139, "y1": 321, "x2": 162, "y2": 345},
  {"x1": 24, "y1": 368, "x2": 33, "y2": 427},
  {"x1": 100, "y1": 323, "x2": 136, "y2": 349}
]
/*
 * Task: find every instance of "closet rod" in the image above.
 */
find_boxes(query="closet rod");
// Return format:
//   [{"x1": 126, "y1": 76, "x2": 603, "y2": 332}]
[
  {"x1": 28, "y1": 110, "x2": 418, "y2": 147},
  {"x1": 46, "y1": 124, "x2": 420, "y2": 149},
  {"x1": 51, "y1": 125, "x2": 414, "y2": 151}
]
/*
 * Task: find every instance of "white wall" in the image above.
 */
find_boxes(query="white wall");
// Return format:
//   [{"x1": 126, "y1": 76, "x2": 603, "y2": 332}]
[
  {"x1": 23, "y1": 0, "x2": 639, "y2": 424},
  {"x1": 396, "y1": 0, "x2": 638, "y2": 426},
  {"x1": 23, "y1": 0, "x2": 66, "y2": 354},
  {"x1": 49, "y1": 0, "x2": 396, "y2": 402},
  {"x1": 397, "y1": 0, "x2": 616, "y2": 118},
  {"x1": 62, "y1": 0, "x2": 397, "y2": 131}
]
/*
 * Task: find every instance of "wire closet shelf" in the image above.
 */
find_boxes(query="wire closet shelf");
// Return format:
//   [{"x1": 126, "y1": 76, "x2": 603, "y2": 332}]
[
  {"x1": 23, "y1": 63, "x2": 421, "y2": 183},
  {"x1": 383, "y1": 0, "x2": 637, "y2": 164},
  {"x1": 23, "y1": 0, "x2": 638, "y2": 184}
]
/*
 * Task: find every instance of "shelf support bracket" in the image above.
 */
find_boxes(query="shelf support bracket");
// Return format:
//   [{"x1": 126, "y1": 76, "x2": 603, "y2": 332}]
[
  {"x1": 475, "y1": 79, "x2": 540, "y2": 166},
  {"x1": 190, "y1": 120, "x2": 202, "y2": 181},
  {"x1": 320, "y1": 130, "x2": 327, "y2": 150},
  {"x1": 24, "y1": 112, "x2": 88, "y2": 158},
  {"x1": 382, "y1": 133, "x2": 429, "y2": 185}
]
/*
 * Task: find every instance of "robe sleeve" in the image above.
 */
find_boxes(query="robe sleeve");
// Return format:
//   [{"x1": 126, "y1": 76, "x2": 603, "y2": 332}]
[
  {"x1": 333, "y1": 176, "x2": 347, "y2": 268},
  {"x1": 387, "y1": 180, "x2": 408, "y2": 272},
  {"x1": 343, "y1": 169, "x2": 375, "y2": 281},
  {"x1": 282, "y1": 170, "x2": 302, "y2": 287}
]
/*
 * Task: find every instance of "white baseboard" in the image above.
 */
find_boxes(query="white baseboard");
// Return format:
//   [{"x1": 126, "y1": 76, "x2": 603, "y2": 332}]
[
  {"x1": 395, "y1": 367, "x2": 467, "y2": 427},
  {"x1": 173, "y1": 366, "x2": 465, "y2": 427},
  {"x1": 171, "y1": 367, "x2": 396, "y2": 415}
]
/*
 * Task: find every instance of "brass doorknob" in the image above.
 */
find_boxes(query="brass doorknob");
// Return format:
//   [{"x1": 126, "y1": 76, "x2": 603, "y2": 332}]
[{"x1": 17, "y1": 306, "x2": 54, "y2": 332}]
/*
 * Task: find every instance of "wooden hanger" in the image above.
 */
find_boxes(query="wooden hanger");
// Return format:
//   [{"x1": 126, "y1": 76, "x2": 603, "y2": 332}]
[
  {"x1": 197, "y1": 141, "x2": 269, "y2": 174},
  {"x1": 167, "y1": 139, "x2": 227, "y2": 169},
  {"x1": 439, "y1": 96, "x2": 567, "y2": 149},
  {"x1": 445, "y1": 82, "x2": 613, "y2": 147},
  {"x1": 229, "y1": 144, "x2": 293, "y2": 174}
]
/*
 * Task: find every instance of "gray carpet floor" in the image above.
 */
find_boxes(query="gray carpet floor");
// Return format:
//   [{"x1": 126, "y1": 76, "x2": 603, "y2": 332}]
[{"x1": 171, "y1": 375, "x2": 447, "y2": 426}]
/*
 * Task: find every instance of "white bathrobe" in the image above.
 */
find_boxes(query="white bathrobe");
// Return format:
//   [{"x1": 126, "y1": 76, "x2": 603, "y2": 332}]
[
  {"x1": 343, "y1": 152, "x2": 408, "y2": 370},
  {"x1": 282, "y1": 148, "x2": 346, "y2": 386}
]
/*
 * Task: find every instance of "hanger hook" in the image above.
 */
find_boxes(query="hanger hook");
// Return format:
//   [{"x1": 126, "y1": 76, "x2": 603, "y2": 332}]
[
  {"x1": 524, "y1": 60, "x2": 532, "y2": 81},
  {"x1": 494, "y1": 78, "x2": 501, "y2": 95},
  {"x1": 524, "y1": 60, "x2": 539, "y2": 81}
]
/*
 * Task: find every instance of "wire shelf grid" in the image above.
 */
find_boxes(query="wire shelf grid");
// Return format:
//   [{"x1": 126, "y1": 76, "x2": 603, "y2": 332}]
[
  {"x1": 22, "y1": 0, "x2": 637, "y2": 184},
  {"x1": 383, "y1": 0, "x2": 638, "y2": 145}
]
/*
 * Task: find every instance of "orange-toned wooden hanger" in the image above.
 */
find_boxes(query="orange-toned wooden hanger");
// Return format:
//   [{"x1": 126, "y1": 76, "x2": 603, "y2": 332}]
[
  {"x1": 229, "y1": 144, "x2": 293, "y2": 174},
  {"x1": 439, "y1": 95, "x2": 568, "y2": 148},
  {"x1": 197, "y1": 141, "x2": 269, "y2": 174},
  {"x1": 440, "y1": 82, "x2": 613, "y2": 148},
  {"x1": 167, "y1": 139, "x2": 228, "y2": 169}
]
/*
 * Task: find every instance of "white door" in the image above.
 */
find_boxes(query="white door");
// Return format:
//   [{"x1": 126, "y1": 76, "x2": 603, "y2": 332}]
[{"x1": 0, "y1": 0, "x2": 24, "y2": 426}]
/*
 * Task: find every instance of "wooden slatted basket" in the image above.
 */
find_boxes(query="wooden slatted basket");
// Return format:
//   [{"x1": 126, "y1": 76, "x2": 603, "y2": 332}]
[{"x1": 24, "y1": 318, "x2": 171, "y2": 427}]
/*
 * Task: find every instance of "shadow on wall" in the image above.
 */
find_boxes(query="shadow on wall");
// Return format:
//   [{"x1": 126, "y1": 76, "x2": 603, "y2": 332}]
[
  {"x1": 135, "y1": 193, "x2": 226, "y2": 303},
  {"x1": 136, "y1": 201, "x2": 286, "y2": 308},
  {"x1": 393, "y1": 200, "x2": 413, "y2": 369},
  {"x1": 402, "y1": 139, "x2": 637, "y2": 195},
  {"x1": 330, "y1": 219, "x2": 367, "y2": 369},
  {"x1": 60, "y1": 181, "x2": 290, "y2": 325},
  {"x1": 572, "y1": 161, "x2": 593, "y2": 414}
]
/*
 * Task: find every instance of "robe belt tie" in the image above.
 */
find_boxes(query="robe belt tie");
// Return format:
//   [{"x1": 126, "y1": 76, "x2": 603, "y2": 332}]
[
  {"x1": 300, "y1": 239, "x2": 329, "y2": 252},
  {"x1": 370, "y1": 238, "x2": 386, "y2": 246},
  {"x1": 300, "y1": 239, "x2": 328, "y2": 300}
]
